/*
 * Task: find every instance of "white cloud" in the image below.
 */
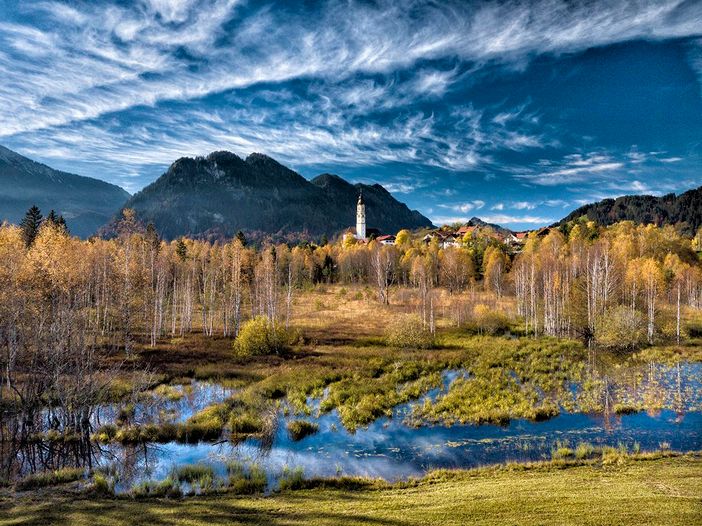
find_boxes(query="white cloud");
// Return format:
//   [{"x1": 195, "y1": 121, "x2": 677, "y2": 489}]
[
  {"x1": 2, "y1": 0, "x2": 701, "y2": 138},
  {"x1": 516, "y1": 150, "x2": 692, "y2": 188},
  {"x1": 1, "y1": 0, "x2": 700, "y2": 195},
  {"x1": 480, "y1": 214, "x2": 553, "y2": 225},
  {"x1": 431, "y1": 213, "x2": 553, "y2": 226},
  {"x1": 516, "y1": 152, "x2": 626, "y2": 185},
  {"x1": 512, "y1": 201, "x2": 536, "y2": 210},
  {"x1": 439, "y1": 200, "x2": 486, "y2": 214}
]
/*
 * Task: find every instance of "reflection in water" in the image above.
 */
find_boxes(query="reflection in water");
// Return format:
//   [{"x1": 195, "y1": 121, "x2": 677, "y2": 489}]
[
  {"x1": 100, "y1": 404, "x2": 701, "y2": 493},
  {"x1": 1, "y1": 363, "x2": 701, "y2": 492},
  {"x1": 0, "y1": 381, "x2": 235, "y2": 484}
]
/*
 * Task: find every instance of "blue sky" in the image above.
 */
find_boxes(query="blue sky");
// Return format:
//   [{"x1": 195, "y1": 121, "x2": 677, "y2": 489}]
[{"x1": 0, "y1": 0, "x2": 701, "y2": 229}]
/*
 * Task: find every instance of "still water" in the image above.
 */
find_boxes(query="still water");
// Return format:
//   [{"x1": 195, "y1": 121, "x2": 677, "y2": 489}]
[
  {"x1": 3, "y1": 362, "x2": 701, "y2": 492},
  {"x1": 96, "y1": 365, "x2": 702, "y2": 492}
]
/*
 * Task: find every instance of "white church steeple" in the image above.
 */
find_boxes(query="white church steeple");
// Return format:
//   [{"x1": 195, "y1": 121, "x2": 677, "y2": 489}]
[{"x1": 355, "y1": 190, "x2": 366, "y2": 240}]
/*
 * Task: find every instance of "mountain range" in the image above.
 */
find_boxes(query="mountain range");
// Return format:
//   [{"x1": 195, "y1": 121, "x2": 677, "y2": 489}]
[
  {"x1": 557, "y1": 186, "x2": 702, "y2": 236},
  {"x1": 0, "y1": 145, "x2": 130, "y2": 238},
  {"x1": 2, "y1": 144, "x2": 701, "y2": 240},
  {"x1": 112, "y1": 151, "x2": 433, "y2": 241}
]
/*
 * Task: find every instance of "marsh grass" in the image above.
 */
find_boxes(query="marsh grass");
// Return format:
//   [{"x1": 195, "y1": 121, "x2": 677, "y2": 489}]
[
  {"x1": 320, "y1": 362, "x2": 445, "y2": 430},
  {"x1": 129, "y1": 477, "x2": 182, "y2": 499},
  {"x1": 152, "y1": 384, "x2": 184, "y2": 402},
  {"x1": 287, "y1": 420, "x2": 319, "y2": 441},
  {"x1": 171, "y1": 464, "x2": 218, "y2": 494},
  {"x1": 96, "y1": 402, "x2": 228, "y2": 444},
  {"x1": 77, "y1": 286, "x2": 702, "y2": 453},
  {"x1": 15, "y1": 467, "x2": 84, "y2": 490},
  {"x1": 279, "y1": 466, "x2": 305, "y2": 491},
  {"x1": 413, "y1": 336, "x2": 584, "y2": 425},
  {"x1": 90, "y1": 473, "x2": 114, "y2": 496},
  {"x1": 226, "y1": 461, "x2": 267, "y2": 494},
  {"x1": 613, "y1": 402, "x2": 643, "y2": 415},
  {"x1": 551, "y1": 445, "x2": 575, "y2": 460},
  {"x1": 550, "y1": 441, "x2": 649, "y2": 464},
  {"x1": 575, "y1": 442, "x2": 596, "y2": 460}
]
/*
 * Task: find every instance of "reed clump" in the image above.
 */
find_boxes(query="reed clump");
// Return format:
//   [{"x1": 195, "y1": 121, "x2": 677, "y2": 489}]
[{"x1": 287, "y1": 420, "x2": 319, "y2": 441}]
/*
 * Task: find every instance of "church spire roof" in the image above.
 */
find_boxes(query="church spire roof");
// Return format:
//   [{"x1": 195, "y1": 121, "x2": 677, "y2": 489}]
[{"x1": 357, "y1": 189, "x2": 364, "y2": 205}]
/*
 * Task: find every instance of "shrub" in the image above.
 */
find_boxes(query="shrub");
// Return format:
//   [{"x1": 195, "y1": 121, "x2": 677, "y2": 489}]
[
  {"x1": 473, "y1": 304, "x2": 510, "y2": 335},
  {"x1": 595, "y1": 306, "x2": 646, "y2": 350},
  {"x1": 685, "y1": 321, "x2": 702, "y2": 338},
  {"x1": 233, "y1": 316, "x2": 290, "y2": 357},
  {"x1": 385, "y1": 315, "x2": 434, "y2": 349},
  {"x1": 287, "y1": 420, "x2": 319, "y2": 441}
]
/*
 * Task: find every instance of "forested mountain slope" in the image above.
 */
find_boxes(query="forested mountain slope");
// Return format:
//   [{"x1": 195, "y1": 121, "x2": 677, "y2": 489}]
[
  {"x1": 557, "y1": 186, "x2": 702, "y2": 235},
  {"x1": 116, "y1": 151, "x2": 433, "y2": 240},
  {"x1": 0, "y1": 145, "x2": 130, "y2": 238}
]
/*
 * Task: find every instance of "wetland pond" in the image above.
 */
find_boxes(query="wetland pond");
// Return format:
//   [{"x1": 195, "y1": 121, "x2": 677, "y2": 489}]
[{"x1": 3, "y1": 359, "x2": 701, "y2": 494}]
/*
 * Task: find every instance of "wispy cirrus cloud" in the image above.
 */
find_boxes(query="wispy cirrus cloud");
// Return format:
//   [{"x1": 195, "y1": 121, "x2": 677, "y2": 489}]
[
  {"x1": 515, "y1": 152, "x2": 625, "y2": 186},
  {"x1": 0, "y1": 0, "x2": 701, "y2": 229},
  {"x1": 513, "y1": 149, "x2": 692, "y2": 187},
  {"x1": 7, "y1": 88, "x2": 549, "y2": 191},
  {"x1": 1, "y1": 0, "x2": 701, "y2": 139}
]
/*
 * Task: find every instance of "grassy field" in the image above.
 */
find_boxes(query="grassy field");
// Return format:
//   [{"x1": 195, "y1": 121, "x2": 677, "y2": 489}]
[{"x1": 1, "y1": 455, "x2": 700, "y2": 526}]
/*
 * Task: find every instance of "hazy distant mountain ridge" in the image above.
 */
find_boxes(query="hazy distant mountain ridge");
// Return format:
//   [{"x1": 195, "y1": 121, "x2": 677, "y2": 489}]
[
  {"x1": 557, "y1": 186, "x2": 702, "y2": 235},
  {"x1": 119, "y1": 151, "x2": 433, "y2": 240},
  {"x1": 0, "y1": 145, "x2": 130, "y2": 237}
]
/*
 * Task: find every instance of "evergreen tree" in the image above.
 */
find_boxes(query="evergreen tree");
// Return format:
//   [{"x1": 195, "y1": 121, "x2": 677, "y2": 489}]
[
  {"x1": 320, "y1": 234, "x2": 328, "y2": 246},
  {"x1": 20, "y1": 205, "x2": 43, "y2": 247},
  {"x1": 56, "y1": 215, "x2": 68, "y2": 232},
  {"x1": 45, "y1": 210, "x2": 69, "y2": 233},
  {"x1": 176, "y1": 238, "x2": 188, "y2": 261},
  {"x1": 236, "y1": 230, "x2": 247, "y2": 247},
  {"x1": 146, "y1": 223, "x2": 160, "y2": 252}
]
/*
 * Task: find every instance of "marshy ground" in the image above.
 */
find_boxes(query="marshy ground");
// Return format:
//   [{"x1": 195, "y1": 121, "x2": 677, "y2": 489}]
[{"x1": 2, "y1": 285, "x2": 702, "y2": 524}]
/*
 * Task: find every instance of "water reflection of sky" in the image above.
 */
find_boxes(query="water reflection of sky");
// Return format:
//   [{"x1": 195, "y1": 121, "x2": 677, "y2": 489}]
[
  {"x1": 104, "y1": 400, "x2": 702, "y2": 493},
  {"x1": 92, "y1": 381, "x2": 236, "y2": 428},
  {"x1": 19, "y1": 363, "x2": 702, "y2": 492}
]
